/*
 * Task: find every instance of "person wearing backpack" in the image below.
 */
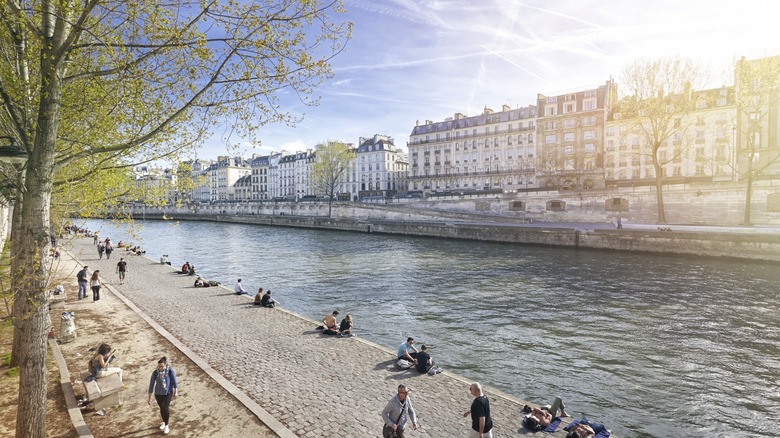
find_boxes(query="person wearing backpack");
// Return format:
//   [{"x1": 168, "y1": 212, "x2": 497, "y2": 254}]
[{"x1": 148, "y1": 356, "x2": 178, "y2": 435}]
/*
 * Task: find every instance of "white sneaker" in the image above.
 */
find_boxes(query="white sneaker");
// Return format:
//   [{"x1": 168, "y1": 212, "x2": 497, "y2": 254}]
[
  {"x1": 163, "y1": 425, "x2": 170, "y2": 434},
  {"x1": 160, "y1": 423, "x2": 166, "y2": 430}
]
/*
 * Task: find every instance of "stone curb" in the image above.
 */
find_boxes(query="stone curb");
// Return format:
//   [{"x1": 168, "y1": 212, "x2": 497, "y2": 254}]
[
  {"x1": 49, "y1": 338, "x2": 94, "y2": 438},
  {"x1": 63, "y1": 249, "x2": 296, "y2": 438}
]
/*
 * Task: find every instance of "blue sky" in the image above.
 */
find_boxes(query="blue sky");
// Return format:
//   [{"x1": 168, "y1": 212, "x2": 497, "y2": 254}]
[{"x1": 198, "y1": 0, "x2": 780, "y2": 160}]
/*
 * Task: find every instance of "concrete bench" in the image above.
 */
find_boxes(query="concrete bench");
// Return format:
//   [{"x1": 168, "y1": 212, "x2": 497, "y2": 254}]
[
  {"x1": 79, "y1": 371, "x2": 124, "y2": 410},
  {"x1": 48, "y1": 293, "x2": 67, "y2": 309}
]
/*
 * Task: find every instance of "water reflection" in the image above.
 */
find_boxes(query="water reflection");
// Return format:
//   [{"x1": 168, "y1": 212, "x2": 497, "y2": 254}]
[{"x1": 80, "y1": 219, "x2": 780, "y2": 437}]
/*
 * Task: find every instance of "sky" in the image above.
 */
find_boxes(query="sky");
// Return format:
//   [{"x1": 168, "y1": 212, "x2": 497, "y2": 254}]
[{"x1": 196, "y1": 0, "x2": 780, "y2": 160}]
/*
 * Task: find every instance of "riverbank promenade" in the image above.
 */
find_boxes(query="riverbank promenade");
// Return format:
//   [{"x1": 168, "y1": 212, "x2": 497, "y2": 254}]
[{"x1": 66, "y1": 237, "x2": 579, "y2": 437}]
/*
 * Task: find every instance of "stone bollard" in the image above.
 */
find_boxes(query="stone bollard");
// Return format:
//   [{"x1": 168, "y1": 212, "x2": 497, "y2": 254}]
[{"x1": 60, "y1": 311, "x2": 76, "y2": 343}]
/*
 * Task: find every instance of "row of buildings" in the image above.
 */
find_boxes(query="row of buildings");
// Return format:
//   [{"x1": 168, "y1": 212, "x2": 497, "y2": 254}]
[{"x1": 135, "y1": 55, "x2": 779, "y2": 203}]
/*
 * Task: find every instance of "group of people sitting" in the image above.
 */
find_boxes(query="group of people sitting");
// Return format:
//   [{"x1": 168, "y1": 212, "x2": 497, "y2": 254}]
[
  {"x1": 127, "y1": 245, "x2": 145, "y2": 255},
  {"x1": 318, "y1": 310, "x2": 354, "y2": 338},
  {"x1": 522, "y1": 397, "x2": 610, "y2": 437},
  {"x1": 178, "y1": 261, "x2": 196, "y2": 276},
  {"x1": 253, "y1": 288, "x2": 277, "y2": 307},
  {"x1": 396, "y1": 337, "x2": 441, "y2": 375}
]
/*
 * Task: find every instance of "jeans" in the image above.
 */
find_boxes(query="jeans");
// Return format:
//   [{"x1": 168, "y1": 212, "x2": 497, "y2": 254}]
[
  {"x1": 78, "y1": 281, "x2": 87, "y2": 299},
  {"x1": 92, "y1": 285, "x2": 101, "y2": 301}
]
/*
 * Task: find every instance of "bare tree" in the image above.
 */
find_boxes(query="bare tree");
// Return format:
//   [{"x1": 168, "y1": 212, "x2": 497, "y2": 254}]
[
  {"x1": 620, "y1": 57, "x2": 706, "y2": 223},
  {"x1": 0, "y1": 1, "x2": 350, "y2": 436},
  {"x1": 311, "y1": 140, "x2": 354, "y2": 217},
  {"x1": 733, "y1": 55, "x2": 780, "y2": 225}
]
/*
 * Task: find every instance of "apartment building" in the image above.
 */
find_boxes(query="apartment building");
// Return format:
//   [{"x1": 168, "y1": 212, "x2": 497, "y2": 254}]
[
  {"x1": 605, "y1": 86, "x2": 736, "y2": 185},
  {"x1": 209, "y1": 156, "x2": 250, "y2": 201},
  {"x1": 356, "y1": 134, "x2": 407, "y2": 199},
  {"x1": 408, "y1": 104, "x2": 538, "y2": 194},
  {"x1": 535, "y1": 80, "x2": 616, "y2": 190}
]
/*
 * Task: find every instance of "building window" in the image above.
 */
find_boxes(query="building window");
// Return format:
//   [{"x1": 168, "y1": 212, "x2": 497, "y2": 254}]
[
  {"x1": 545, "y1": 135, "x2": 556, "y2": 144},
  {"x1": 584, "y1": 130, "x2": 595, "y2": 139},
  {"x1": 564, "y1": 133, "x2": 575, "y2": 142},
  {"x1": 583, "y1": 100, "x2": 596, "y2": 110}
]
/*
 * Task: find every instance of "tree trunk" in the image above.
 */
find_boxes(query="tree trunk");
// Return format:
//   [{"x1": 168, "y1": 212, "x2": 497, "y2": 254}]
[
  {"x1": 14, "y1": 51, "x2": 62, "y2": 438},
  {"x1": 653, "y1": 162, "x2": 667, "y2": 224},
  {"x1": 744, "y1": 157, "x2": 754, "y2": 226},
  {"x1": 9, "y1": 190, "x2": 25, "y2": 368}
]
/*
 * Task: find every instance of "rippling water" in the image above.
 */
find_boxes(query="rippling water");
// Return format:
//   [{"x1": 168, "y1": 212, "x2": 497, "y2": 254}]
[{"x1": 79, "y1": 219, "x2": 780, "y2": 437}]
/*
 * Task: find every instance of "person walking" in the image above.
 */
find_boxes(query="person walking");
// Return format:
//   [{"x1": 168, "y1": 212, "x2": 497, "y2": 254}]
[
  {"x1": 463, "y1": 382, "x2": 493, "y2": 438},
  {"x1": 381, "y1": 384, "x2": 417, "y2": 438},
  {"x1": 147, "y1": 356, "x2": 178, "y2": 435},
  {"x1": 76, "y1": 266, "x2": 89, "y2": 300},
  {"x1": 104, "y1": 239, "x2": 114, "y2": 259},
  {"x1": 90, "y1": 270, "x2": 103, "y2": 302},
  {"x1": 116, "y1": 258, "x2": 128, "y2": 284},
  {"x1": 97, "y1": 242, "x2": 105, "y2": 259}
]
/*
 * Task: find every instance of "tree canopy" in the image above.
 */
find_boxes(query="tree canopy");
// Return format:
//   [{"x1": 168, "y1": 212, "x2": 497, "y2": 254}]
[
  {"x1": 311, "y1": 140, "x2": 354, "y2": 216},
  {"x1": 0, "y1": 1, "x2": 350, "y2": 436}
]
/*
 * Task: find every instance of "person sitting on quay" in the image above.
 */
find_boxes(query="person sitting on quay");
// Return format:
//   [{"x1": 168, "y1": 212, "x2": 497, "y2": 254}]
[
  {"x1": 194, "y1": 276, "x2": 205, "y2": 287},
  {"x1": 414, "y1": 344, "x2": 435, "y2": 373},
  {"x1": 234, "y1": 278, "x2": 246, "y2": 295},
  {"x1": 338, "y1": 314, "x2": 354, "y2": 337},
  {"x1": 260, "y1": 290, "x2": 277, "y2": 308},
  {"x1": 160, "y1": 254, "x2": 171, "y2": 265},
  {"x1": 180, "y1": 262, "x2": 190, "y2": 274},
  {"x1": 321, "y1": 310, "x2": 339, "y2": 335},
  {"x1": 523, "y1": 396, "x2": 570, "y2": 431},
  {"x1": 397, "y1": 337, "x2": 420, "y2": 363},
  {"x1": 563, "y1": 418, "x2": 610, "y2": 438},
  {"x1": 253, "y1": 288, "x2": 264, "y2": 305},
  {"x1": 188, "y1": 264, "x2": 196, "y2": 276}
]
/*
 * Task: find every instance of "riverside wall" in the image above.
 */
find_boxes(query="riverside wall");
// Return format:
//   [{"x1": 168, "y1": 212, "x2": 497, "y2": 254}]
[{"x1": 128, "y1": 212, "x2": 780, "y2": 262}]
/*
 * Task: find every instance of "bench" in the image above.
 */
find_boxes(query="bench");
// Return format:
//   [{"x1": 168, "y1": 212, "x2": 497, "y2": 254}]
[
  {"x1": 79, "y1": 371, "x2": 125, "y2": 410},
  {"x1": 48, "y1": 293, "x2": 67, "y2": 309}
]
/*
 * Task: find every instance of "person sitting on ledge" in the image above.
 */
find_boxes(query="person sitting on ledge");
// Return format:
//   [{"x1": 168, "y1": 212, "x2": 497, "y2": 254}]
[
  {"x1": 397, "y1": 337, "x2": 420, "y2": 363},
  {"x1": 524, "y1": 396, "x2": 569, "y2": 430},
  {"x1": 160, "y1": 254, "x2": 171, "y2": 265},
  {"x1": 253, "y1": 288, "x2": 264, "y2": 305},
  {"x1": 180, "y1": 262, "x2": 190, "y2": 274},
  {"x1": 260, "y1": 290, "x2": 277, "y2": 308},
  {"x1": 188, "y1": 264, "x2": 196, "y2": 276},
  {"x1": 322, "y1": 310, "x2": 339, "y2": 335},
  {"x1": 338, "y1": 314, "x2": 353, "y2": 337},
  {"x1": 194, "y1": 277, "x2": 205, "y2": 287}
]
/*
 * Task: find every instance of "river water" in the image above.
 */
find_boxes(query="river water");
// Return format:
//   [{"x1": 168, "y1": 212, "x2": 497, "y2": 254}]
[{"x1": 79, "y1": 218, "x2": 780, "y2": 437}]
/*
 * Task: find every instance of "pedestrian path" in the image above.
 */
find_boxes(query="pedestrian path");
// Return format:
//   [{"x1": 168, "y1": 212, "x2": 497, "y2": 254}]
[{"x1": 68, "y1": 237, "x2": 579, "y2": 437}]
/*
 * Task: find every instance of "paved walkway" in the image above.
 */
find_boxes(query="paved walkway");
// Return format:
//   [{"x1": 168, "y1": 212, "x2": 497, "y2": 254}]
[{"x1": 68, "y1": 237, "x2": 575, "y2": 437}]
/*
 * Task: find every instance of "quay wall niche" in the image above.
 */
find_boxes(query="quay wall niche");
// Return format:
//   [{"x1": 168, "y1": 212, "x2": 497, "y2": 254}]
[
  {"x1": 768, "y1": 192, "x2": 780, "y2": 212},
  {"x1": 605, "y1": 197, "x2": 629, "y2": 212},
  {"x1": 546, "y1": 200, "x2": 565, "y2": 212}
]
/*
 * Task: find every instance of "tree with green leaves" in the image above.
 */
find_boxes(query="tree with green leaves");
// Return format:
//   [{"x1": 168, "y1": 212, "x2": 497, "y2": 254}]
[
  {"x1": 732, "y1": 55, "x2": 780, "y2": 225},
  {"x1": 311, "y1": 140, "x2": 354, "y2": 217},
  {"x1": 0, "y1": 1, "x2": 350, "y2": 435},
  {"x1": 619, "y1": 57, "x2": 706, "y2": 223}
]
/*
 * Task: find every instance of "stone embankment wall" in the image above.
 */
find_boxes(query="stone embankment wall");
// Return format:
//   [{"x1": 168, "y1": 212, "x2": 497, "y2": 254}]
[
  {"x1": 148, "y1": 180, "x2": 780, "y2": 226},
  {"x1": 133, "y1": 213, "x2": 780, "y2": 262}
]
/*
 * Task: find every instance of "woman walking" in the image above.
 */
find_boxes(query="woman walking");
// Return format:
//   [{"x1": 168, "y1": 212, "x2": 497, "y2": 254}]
[
  {"x1": 90, "y1": 270, "x2": 102, "y2": 302},
  {"x1": 148, "y1": 357, "x2": 178, "y2": 435}
]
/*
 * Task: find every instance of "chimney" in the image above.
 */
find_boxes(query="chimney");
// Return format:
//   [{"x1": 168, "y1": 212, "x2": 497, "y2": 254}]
[
  {"x1": 425, "y1": 119, "x2": 433, "y2": 125},
  {"x1": 483, "y1": 106, "x2": 493, "y2": 115},
  {"x1": 455, "y1": 112, "x2": 465, "y2": 120},
  {"x1": 502, "y1": 104, "x2": 510, "y2": 112}
]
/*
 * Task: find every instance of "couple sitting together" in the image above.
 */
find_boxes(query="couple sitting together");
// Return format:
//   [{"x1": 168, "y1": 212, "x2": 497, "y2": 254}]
[
  {"x1": 397, "y1": 337, "x2": 440, "y2": 374},
  {"x1": 320, "y1": 310, "x2": 353, "y2": 337},
  {"x1": 524, "y1": 397, "x2": 609, "y2": 438},
  {"x1": 254, "y1": 288, "x2": 277, "y2": 307}
]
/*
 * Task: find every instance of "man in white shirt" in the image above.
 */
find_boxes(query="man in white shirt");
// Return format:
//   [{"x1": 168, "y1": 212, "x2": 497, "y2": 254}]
[{"x1": 234, "y1": 279, "x2": 246, "y2": 295}]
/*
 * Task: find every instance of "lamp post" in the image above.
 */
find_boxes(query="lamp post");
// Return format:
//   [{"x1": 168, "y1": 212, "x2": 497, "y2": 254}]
[{"x1": 0, "y1": 136, "x2": 28, "y2": 164}]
